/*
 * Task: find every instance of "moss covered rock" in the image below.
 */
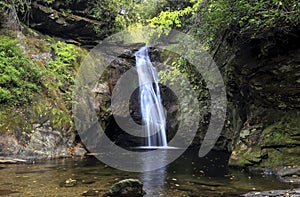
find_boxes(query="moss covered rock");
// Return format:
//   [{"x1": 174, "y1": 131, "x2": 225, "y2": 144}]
[
  {"x1": 0, "y1": 27, "x2": 87, "y2": 159},
  {"x1": 220, "y1": 27, "x2": 300, "y2": 168},
  {"x1": 230, "y1": 111, "x2": 300, "y2": 168},
  {"x1": 107, "y1": 179, "x2": 146, "y2": 197}
]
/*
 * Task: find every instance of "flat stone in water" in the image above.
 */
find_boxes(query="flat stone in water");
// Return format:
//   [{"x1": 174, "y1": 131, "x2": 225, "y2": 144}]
[
  {"x1": 82, "y1": 189, "x2": 101, "y2": 196},
  {"x1": 274, "y1": 166, "x2": 300, "y2": 184},
  {"x1": 81, "y1": 180, "x2": 96, "y2": 185},
  {"x1": 276, "y1": 166, "x2": 300, "y2": 177},
  {"x1": 0, "y1": 189, "x2": 18, "y2": 195},
  {"x1": 279, "y1": 175, "x2": 300, "y2": 184}
]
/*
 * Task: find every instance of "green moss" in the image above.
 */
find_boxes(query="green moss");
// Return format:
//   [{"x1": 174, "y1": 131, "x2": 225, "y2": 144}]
[
  {"x1": 262, "y1": 124, "x2": 293, "y2": 146},
  {"x1": 44, "y1": 41, "x2": 83, "y2": 108},
  {"x1": 261, "y1": 113, "x2": 300, "y2": 146},
  {"x1": 30, "y1": 94, "x2": 73, "y2": 130},
  {"x1": 260, "y1": 147, "x2": 300, "y2": 167},
  {"x1": 0, "y1": 106, "x2": 32, "y2": 137},
  {"x1": 230, "y1": 144, "x2": 263, "y2": 166},
  {"x1": 0, "y1": 28, "x2": 88, "y2": 146},
  {"x1": 230, "y1": 111, "x2": 300, "y2": 168},
  {"x1": 0, "y1": 35, "x2": 42, "y2": 104},
  {"x1": 35, "y1": 41, "x2": 85, "y2": 130}
]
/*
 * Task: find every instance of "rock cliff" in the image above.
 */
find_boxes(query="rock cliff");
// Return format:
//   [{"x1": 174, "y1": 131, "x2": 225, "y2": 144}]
[
  {"x1": 23, "y1": 0, "x2": 117, "y2": 47},
  {"x1": 217, "y1": 27, "x2": 300, "y2": 168}
]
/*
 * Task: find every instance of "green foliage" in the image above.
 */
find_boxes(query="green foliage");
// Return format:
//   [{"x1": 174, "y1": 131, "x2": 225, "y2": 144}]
[
  {"x1": 0, "y1": 35, "x2": 42, "y2": 104},
  {"x1": 92, "y1": 0, "x2": 182, "y2": 32},
  {"x1": 0, "y1": 0, "x2": 30, "y2": 29},
  {"x1": 0, "y1": 0, "x2": 9, "y2": 10},
  {"x1": 148, "y1": 0, "x2": 200, "y2": 32},
  {"x1": 44, "y1": 0, "x2": 55, "y2": 4},
  {"x1": 159, "y1": 56, "x2": 209, "y2": 106},
  {"x1": 0, "y1": 0, "x2": 29, "y2": 12},
  {"x1": 29, "y1": 40, "x2": 81, "y2": 131},
  {"x1": 0, "y1": 106, "x2": 32, "y2": 134},
  {"x1": 46, "y1": 41, "x2": 79, "y2": 105},
  {"x1": 191, "y1": 0, "x2": 300, "y2": 44},
  {"x1": 0, "y1": 31, "x2": 82, "y2": 136},
  {"x1": 29, "y1": 39, "x2": 82, "y2": 132},
  {"x1": 145, "y1": 0, "x2": 299, "y2": 46}
]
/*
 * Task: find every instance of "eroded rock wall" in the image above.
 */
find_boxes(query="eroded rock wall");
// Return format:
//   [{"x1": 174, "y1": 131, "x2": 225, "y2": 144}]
[
  {"x1": 217, "y1": 28, "x2": 300, "y2": 168},
  {"x1": 23, "y1": 0, "x2": 116, "y2": 47}
]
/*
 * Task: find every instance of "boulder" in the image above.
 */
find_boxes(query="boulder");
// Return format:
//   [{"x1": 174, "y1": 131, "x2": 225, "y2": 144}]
[{"x1": 106, "y1": 179, "x2": 146, "y2": 197}]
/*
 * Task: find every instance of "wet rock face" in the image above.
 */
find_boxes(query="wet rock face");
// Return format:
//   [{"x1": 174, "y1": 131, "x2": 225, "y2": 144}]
[
  {"x1": 220, "y1": 29, "x2": 300, "y2": 168},
  {"x1": 107, "y1": 179, "x2": 146, "y2": 197},
  {"x1": 24, "y1": 0, "x2": 116, "y2": 47}
]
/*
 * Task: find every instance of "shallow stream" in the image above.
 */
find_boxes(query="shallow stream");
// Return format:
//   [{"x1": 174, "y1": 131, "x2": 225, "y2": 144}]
[{"x1": 0, "y1": 149, "x2": 297, "y2": 197}]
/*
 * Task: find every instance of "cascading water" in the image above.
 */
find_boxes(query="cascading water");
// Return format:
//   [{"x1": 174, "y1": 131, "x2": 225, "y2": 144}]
[{"x1": 135, "y1": 46, "x2": 167, "y2": 147}]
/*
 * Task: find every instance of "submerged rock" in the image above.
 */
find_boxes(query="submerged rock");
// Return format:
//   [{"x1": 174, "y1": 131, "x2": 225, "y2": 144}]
[
  {"x1": 276, "y1": 166, "x2": 300, "y2": 184},
  {"x1": 106, "y1": 179, "x2": 146, "y2": 197},
  {"x1": 82, "y1": 189, "x2": 101, "y2": 196},
  {"x1": 276, "y1": 166, "x2": 300, "y2": 177},
  {"x1": 241, "y1": 188, "x2": 300, "y2": 197},
  {"x1": 0, "y1": 189, "x2": 19, "y2": 196},
  {"x1": 59, "y1": 178, "x2": 77, "y2": 187}
]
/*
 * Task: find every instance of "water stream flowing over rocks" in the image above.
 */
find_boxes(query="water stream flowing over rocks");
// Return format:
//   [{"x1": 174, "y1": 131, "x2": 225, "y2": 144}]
[{"x1": 135, "y1": 47, "x2": 167, "y2": 147}]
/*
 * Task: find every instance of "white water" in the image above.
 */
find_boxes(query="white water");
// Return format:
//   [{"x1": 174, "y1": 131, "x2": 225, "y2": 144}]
[{"x1": 135, "y1": 46, "x2": 167, "y2": 147}]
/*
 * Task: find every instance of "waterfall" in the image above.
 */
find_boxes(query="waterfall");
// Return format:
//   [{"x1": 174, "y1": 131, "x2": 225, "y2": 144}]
[{"x1": 135, "y1": 46, "x2": 167, "y2": 147}]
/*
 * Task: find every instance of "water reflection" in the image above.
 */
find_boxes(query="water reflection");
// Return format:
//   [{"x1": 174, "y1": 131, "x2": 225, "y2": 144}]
[
  {"x1": 140, "y1": 149, "x2": 167, "y2": 196},
  {"x1": 0, "y1": 150, "x2": 297, "y2": 196}
]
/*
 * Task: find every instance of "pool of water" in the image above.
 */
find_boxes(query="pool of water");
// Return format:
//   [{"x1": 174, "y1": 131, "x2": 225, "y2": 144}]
[{"x1": 0, "y1": 149, "x2": 297, "y2": 196}]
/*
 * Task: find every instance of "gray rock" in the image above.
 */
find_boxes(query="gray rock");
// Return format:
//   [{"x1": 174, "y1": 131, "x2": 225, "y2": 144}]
[
  {"x1": 107, "y1": 179, "x2": 146, "y2": 197},
  {"x1": 74, "y1": 147, "x2": 87, "y2": 157},
  {"x1": 0, "y1": 134, "x2": 20, "y2": 156},
  {"x1": 21, "y1": 122, "x2": 72, "y2": 159},
  {"x1": 241, "y1": 188, "x2": 300, "y2": 197},
  {"x1": 276, "y1": 166, "x2": 300, "y2": 177}
]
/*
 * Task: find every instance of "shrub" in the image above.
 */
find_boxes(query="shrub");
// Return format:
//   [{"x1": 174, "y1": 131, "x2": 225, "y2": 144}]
[
  {"x1": 45, "y1": 41, "x2": 79, "y2": 106},
  {"x1": 0, "y1": 35, "x2": 42, "y2": 104}
]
